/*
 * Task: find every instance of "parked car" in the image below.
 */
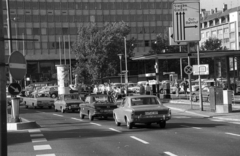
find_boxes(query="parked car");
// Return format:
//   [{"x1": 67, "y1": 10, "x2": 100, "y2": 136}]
[
  {"x1": 191, "y1": 86, "x2": 211, "y2": 102},
  {"x1": 113, "y1": 95, "x2": 171, "y2": 129},
  {"x1": 22, "y1": 96, "x2": 55, "y2": 109},
  {"x1": 79, "y1": 94, "x2": 117, "y2": 121},
  {"x1": 49, "y1": 86, "x2": 58, "y2": 98},
  {"x1": 54, "y1": 93, "x2": 84, "y2": 113}
]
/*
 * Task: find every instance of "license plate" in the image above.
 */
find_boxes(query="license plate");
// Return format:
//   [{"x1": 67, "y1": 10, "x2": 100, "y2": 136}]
[{"x1": 145, "y1": 112, "x2": 158, "y2": 115}]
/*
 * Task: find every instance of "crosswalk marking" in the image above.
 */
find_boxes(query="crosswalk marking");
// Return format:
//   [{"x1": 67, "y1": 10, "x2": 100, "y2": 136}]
[
  {"x1": 33, "y1": 145, "x2": 52, "y2": 150},
  {"x1": 30, "y1": 134, "x2": 44, "y2": 137},
  {"x1": 32, "y1": 138, "x2": 47, "y2": 143}
]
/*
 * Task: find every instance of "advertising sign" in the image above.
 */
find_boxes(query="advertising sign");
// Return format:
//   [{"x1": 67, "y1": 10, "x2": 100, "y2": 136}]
[{"x1": 56, "y1": 65, "x2": 70, "y2": 94}]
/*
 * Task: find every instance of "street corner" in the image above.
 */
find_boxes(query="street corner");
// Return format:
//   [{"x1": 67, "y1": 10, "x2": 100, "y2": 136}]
[{"x1": 7, "y1": 118, "x2": 40, "y2": 131}]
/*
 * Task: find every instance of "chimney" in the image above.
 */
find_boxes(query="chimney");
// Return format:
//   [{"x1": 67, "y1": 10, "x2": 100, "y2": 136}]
[
  {"x1": 215, "y1": 8, "x2": 217, "y2": 13},
  {"x1": 201, "y1": 9, "x2": 206, "y2": 18},
  {"x1": 223, "y1": 4, "x2": 227, "y2": 12}
]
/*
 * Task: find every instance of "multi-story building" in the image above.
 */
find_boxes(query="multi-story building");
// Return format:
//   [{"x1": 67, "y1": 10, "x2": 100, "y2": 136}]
[
  {"x1": 200, "y1": 4, "x2": 239, "y2": 50},
  {"x1": 3, "y1": 0, "x2": 173, "y2": 82}
]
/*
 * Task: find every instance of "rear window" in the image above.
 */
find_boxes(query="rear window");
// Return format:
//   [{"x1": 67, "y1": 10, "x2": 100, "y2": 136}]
[{"x1": 131, "y1": 97, "x2": 160, "y2": 106}]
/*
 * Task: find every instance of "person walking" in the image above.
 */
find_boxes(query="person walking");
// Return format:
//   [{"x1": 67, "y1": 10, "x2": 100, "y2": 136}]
[
  {"x1": 146, "y1": 84, "x2": 151, "y2": 95},
  {"x1": 139, "y1": 84, "x2": 145, "y2": 95}
]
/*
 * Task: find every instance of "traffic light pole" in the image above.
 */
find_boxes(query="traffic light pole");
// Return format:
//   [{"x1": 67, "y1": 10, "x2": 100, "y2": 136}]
[{"x1": 0, "y1": 0, "x2": 8, "y2": 155}]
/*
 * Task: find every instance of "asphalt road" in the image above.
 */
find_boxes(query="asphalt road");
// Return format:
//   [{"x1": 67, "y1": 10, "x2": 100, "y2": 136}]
[{"x1": 8, "y1": 105, "x2": 240, "y2": 156}]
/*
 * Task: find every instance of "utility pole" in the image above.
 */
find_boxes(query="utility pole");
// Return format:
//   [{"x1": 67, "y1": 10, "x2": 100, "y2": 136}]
[{"x1": 0, "y1": 0, "x2": 8, "y2": 155}]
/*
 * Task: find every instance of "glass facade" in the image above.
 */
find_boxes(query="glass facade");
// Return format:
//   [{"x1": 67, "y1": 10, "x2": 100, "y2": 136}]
[{"x1": 3, "y1": 0, "x2": 174, "y2": 80}]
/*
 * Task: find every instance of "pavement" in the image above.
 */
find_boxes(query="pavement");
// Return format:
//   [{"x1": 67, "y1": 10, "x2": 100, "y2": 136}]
[{"x1": 161, "y1": 96, "x2": 240, "y2": 122}]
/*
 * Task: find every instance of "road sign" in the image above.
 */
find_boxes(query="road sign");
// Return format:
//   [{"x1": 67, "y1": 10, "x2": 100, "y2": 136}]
[
  {"x1": 169, "y1": 27, "x2": 187, "y2": 46},
  {"x1": 173, "y1": 1, "x2": 200, "y2": 42},
  {"x1": 184, "y1": 65, "x2": 193, "y2": 75},
  {"x1": 8, "y1": 83, "x2": 22, "y2": 96},
  {"x1": 8, "y1": 51, "x2": 27, "y2": 81},
  {"x1": 193, "y1": 64, "x2": 209, "y2": 75}
]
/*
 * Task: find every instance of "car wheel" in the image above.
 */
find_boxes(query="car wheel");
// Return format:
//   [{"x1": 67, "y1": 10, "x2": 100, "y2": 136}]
[
  {"x1": 61, "y1": 107, "x2": 65, "y2": 113},
  {"x1": 114, "y1": 114, "x2": 121, "y2": 126},
  {"x1": 80, "y1": 111, "x2": 85, "y2": 119},
  {"x1": 126, "y1": 118, "x2": 134, "y2": 129},
  {"x1": 88, "y1": 112, "x2": 94, "y2": 121},
  {"x1": 159, "y1": 121, "x2": 166, "y2": 128},
  {"x1": 51, "y1": 94, "x2": 56, "y2": 98},
  {"x1": 55, "y1": 108, "x2": 58, "y2": 112}
]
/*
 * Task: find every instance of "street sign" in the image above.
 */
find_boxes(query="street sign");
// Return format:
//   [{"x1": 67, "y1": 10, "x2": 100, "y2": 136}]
[
  {"x1": 172, "y1": 1, "x2": 200, "y2": 42},
  {"x1": 8, "y1": 83, "x2": 22, "y2": 96},
  {"x1": 169, "y1": 27, "x2": 187, "y2": 46},
  {"x1": 8, "y1": 51, "x2": 27, "y2": 81},
  {"x1": 193, "y1": 64, "x2": 209, "y2": 75},
  {"x1": 184, "y1": 65, "x2": 193, "y2": 75}
]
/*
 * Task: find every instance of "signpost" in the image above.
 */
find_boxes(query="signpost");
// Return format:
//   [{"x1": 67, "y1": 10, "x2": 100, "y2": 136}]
[
  {"x1": 8, "y1": 83, "x2": 21, "y2": 96},
  {"x1": 193, "y1": 64, "x2": 209, "y2": 75},
  {"x1": 173, "y1": 1, "x2": 200, "y2": 42},
  {"x1": 8, "y1": 51, "x2": 27, "y2": 81},
  {"x1": 184, "y1": 65, "x2": 193, "y2": 75},
  {"x1": 169, "y1": 27, "x2": 187, "y2": 46}
]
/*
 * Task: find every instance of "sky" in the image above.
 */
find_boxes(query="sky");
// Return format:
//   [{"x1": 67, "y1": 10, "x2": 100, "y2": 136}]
[{"x1": 200, "y1": 0, "x2": 240, "y2": 11}]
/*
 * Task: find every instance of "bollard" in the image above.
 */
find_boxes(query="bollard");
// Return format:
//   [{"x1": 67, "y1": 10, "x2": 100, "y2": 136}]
[{"x1": 11, "y1": 97, "x2": 20, "y2": 122}]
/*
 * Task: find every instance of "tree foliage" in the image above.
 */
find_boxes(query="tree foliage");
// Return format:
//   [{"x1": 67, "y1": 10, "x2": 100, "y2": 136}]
[
  {"x1": 200, "y1": 37, "x2": 226, "y2": 51},
  {"x1": 72, "y1": 22, "x2": 137, "y2": 84}
]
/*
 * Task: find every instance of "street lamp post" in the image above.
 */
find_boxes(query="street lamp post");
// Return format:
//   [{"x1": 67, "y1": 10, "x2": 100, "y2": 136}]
[
  {"x1": 118, "y1": 54, "x2": 123, "y2": 84},
  {"x1": 124, "y1": 37, "x2": 128, "y2": 95},
  {"x1": 11, "y1": 17, "x2": 18, "y2": 50}
]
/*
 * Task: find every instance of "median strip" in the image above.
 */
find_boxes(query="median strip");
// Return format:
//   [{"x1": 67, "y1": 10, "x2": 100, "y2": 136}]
[
  {"x1": 225, "y1": 132, "x2": 240, "y2": 137},
  {"x1": 130, "y1": 136, "x2": 149, "y2": 144},
  {"x1": 109, "y1": 128, "x2": 121, "y2": 133}
]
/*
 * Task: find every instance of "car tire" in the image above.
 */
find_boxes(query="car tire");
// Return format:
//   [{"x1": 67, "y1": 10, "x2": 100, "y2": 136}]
[
  {"x1": 159, "y1": 121, "x2": 166, "y2": 128},
  {"x1": 126, "y1": 118, "x2": 134, "y2": 129},
  {"x1": 114, "y1": 114, "x2": 121, "y2": 126},
  {"x1": 80, "y1": 111, "x2": 85, "y2": 119},
  {"x1": 55, "y1": 108, "x2": 58, "y2": 112},
  {"x1": 88, "y1": 112, "x2": 94, "y2": 121}
]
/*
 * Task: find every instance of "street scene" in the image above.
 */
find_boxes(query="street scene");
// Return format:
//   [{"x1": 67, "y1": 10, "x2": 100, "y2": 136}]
[{"x1": 1, "y1": 0, "x2": 240, "y2": 156}]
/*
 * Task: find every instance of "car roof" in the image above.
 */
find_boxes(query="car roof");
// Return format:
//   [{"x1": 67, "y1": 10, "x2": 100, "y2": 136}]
[{"x1": 126, "y1": 95, "x2": 157, "y2": 99}]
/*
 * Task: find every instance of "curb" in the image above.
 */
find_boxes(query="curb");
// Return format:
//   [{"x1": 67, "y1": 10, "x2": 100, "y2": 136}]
[
  {"x1": 7, "y1": 118, "x2": 40, "y2": 131},
  {"x1": 167, "y1": 106, "x2": 240, "y2": 122}
]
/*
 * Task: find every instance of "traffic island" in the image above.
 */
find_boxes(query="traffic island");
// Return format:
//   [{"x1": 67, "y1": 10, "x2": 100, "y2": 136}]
[{"x1": 7, "y1": 114, "x2": 40, "y2": 131}]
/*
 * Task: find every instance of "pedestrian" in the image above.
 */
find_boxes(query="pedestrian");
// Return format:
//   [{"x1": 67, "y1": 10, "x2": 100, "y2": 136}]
[
  {"x1": 181, "y1": 78, "x2": 188, "y2": 96},
  {"x1": 139, "y1": 84, "x2": 145, "y2": 95},
  {"x1": 175, "y1": 80, "x2": 179, "y2": 97},
  {"x1": 146, "y1": 84, "x2": 151, "y2": 95}
]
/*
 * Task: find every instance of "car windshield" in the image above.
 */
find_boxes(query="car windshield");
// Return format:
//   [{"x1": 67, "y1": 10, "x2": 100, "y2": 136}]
[
  {"x1": 64, "y1": 94, "x2": 79, "y2": 100},
  {"x1": 93, "y1": 95, "x2": 113, "y2": 104},
  {"x1": 131, "y1": 97, "x2": 160, "y2": 106}
]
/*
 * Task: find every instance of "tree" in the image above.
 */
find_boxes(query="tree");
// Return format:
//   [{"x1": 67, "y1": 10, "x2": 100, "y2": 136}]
[{"x1": 72, "y1": 22, "x2": 137, "y2": 84}]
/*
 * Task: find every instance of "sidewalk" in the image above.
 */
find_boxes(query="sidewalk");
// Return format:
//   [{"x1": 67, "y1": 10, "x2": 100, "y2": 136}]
[{"x1": 161, "y1": 98, "x2": 240, "y2": 122}]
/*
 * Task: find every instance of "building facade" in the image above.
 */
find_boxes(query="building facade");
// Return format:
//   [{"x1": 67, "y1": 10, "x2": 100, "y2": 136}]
[{"x1": 3, "y1": 0, "x2": 174, "y2": 82}]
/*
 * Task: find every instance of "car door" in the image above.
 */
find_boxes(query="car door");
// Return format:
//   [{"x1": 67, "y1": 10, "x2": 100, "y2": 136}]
[
  {"x1": 82, "y1": 97, "x2": 90, "y2": 115},
  {"x1": 116, "y1": 98, "x2": 127, "y2": 123}
]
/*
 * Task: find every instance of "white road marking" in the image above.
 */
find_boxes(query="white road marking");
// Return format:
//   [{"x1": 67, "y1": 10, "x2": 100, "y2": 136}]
[
  {"x1": 164, "y1": 151, "x2": 178, "y2": 156},
  {"x1": 33, "y1": 145, "x2": 52, "y2": 150},
  {"x1": 90, "y1": 122, "x2": 101, "y2": 126},
  {"x1": 28, "y1": 129, "x2": 41, "y2": 133},
  {"x1": 225, "y1": 132, "x2": 240, "y2": 137},
  {"x1": 71, "y1": 117, "x2": 83, "y2": 121},
  {"x1": 192, "y1": 127, "x2": 202, "y2": 130},
  {"x1": 130, "y1": 136, "x2": 149, "y2": 144},
  {"x1": 53, "y1": 114, "x2": 63, "y2": 117},
  {"x1": 36, "y1": 154, "x2": 56, "y2": 156},
  {"x1": 209, "y1": 119, "x2": 224, "y2": 122},
  {"x1": 229, "y1": 122, "x2": 240, "y2": 125},
  {"x1": 173, "y1": 116, "x2": 190, "y2": 119},
  {"x1": 32, "y1": 138, "x2": 47, "y2": 143},
  {"x1": 30, "y1": 134, "x2": 44, "y2": 137},
  {"x1": 109, "y1": 128, "x2": 121, "y2": 133}
]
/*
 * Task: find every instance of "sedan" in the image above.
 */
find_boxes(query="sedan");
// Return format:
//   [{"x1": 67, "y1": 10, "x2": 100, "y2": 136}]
[
  {"x1": 79, "y1": 94, "x2": 117, "y2": 121},
  {"x1": 54, "y1": 93, "x2": 84, "y2": 113},
  {"x1": 113, "y1": 95, "x2": 171, "y2": 129}
]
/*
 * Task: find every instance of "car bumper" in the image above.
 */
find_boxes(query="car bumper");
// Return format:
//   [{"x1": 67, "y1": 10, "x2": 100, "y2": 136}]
[
  {"x1": 131, "y1": 115, "x2": 171, "y2": 123},
  {"x1": 93, "y1": 111, "x2": 114, "y2": 117}
]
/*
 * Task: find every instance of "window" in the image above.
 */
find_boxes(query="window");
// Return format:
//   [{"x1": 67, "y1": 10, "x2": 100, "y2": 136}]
[
  {"x1": 218, "y1": 29, "x2": 223, "y2": 35},
  {"x1": 62, "y1": 28, "x2": 69, "y2": 35},
  {"x1": 201, "y1": 33, "x2": 205, "y2": 38},
  {"x1": 145, "y1": 40, "x2": 149, "y2": 47},
  {"x1": 211, "y1": 31, "x2": 217, "y2": 38},
  {"x1": 32, "y1": 28, "x2": 40, "y2": 35},
  {"x1": 230, "y1": 32, "x2": 235, "y2": 39},
  {"x1": 35, "y1": 42, "x2": 40, "y2": 49},
  {"x1": 39, "y1": 2, "x2": 46, "y2": 9},
  {"x1": 224, "y1": 28, "x2": 229, "y2": 33},
  {"x1": 27, "y1": 42, "x2": 33, "y2": 50},
  {"x1": 206, "y1": 32, "x2": 210, "y2": 38},
  {"x1": 223, "y1": 38, "x2": 229, "y2": 43},
  {"x1": 26, "y1": 28, "x2": 32, "y2": 35},
  {"x1": 41, "y1": 28, "x2": 47, "y2": 35},
  {"x1": 230, "y1": 23, "x2": 235, "y2": 32},
  {"x1": 48, "y1": 28, "x2": 55, "y2": 35},
  {"x1": 230, "y1": 42, "x2": 235, "y2": 50}
]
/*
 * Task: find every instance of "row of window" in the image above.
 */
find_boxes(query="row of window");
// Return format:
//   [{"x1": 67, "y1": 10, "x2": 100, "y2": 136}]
[
  {"x1": 201, "y1": 28, "x2": 229, "y2": 39},
  {"x1": 4, "y1": 1, "x2": 172, "y2": 10},
  {"x1": 5, "y1": 40, "x2": 155, "y2": 50},
  {"x1": 5, "y1": 26, "x2": 168, "y2": 36},
  {"x1": 3, "y1": 14, "x2": 172, "y2": 23}
]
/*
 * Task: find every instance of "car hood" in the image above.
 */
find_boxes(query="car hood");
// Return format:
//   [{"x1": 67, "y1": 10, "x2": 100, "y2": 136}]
[{"x1": 131, "y1": 105, "x2": 169, "y2": 111}]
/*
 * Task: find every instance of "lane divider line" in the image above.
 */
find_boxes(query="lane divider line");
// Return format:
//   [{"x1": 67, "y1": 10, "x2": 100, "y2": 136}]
[
  {"x1": 53, "y1": 114, "x2": 63, "y2": 117},
  {"x1": 30, "y1": 134, "x2": 44, "y2": 137},
  {"x1": 209, "y1": 119, "x2": 224, "y2": 122},
  {"x1": 164, "y1": 151, "x2": 178, "y2": 156},
  {"x1": 130, "y1": 136, "x2": 149, "y2": 144},
  {"x1": 33, "y1": 145, "x2": 52, "y2": 151},
  {"x1": 109, "y1": 128, "x2": 121, "y2": 133},
  {"x1": 225, "y1": 132, "x2": 240, "y2": 137},
  {"x1": 36, "y1": 154, "x2": 56, "y2": 156},
  {"x1": 192, "y1": 127, "x2": 202, "y2": 130},
  {"x1": 32, "y1": 138, "x2": 47, "y2": 143},
  {"x1": 229, "y1": 122, "x2": 240, "y2": 125},
  {"x1": 90, "y1": 122, "x2": 101, "y2": 126},
  {"x1": 28, "y1": 129, "x2": 41, "y2": 133},
  {"x1": 71, "y1": 117, "x2": 83, "y2": 121}
]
